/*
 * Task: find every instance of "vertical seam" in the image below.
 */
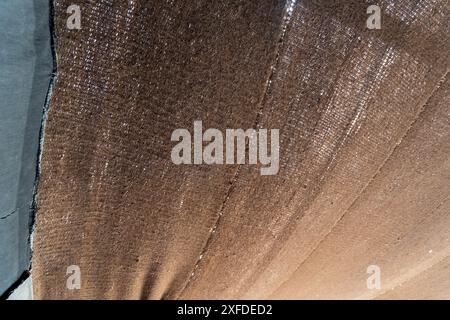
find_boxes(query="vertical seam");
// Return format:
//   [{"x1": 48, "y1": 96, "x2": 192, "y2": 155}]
[{"x1": 174, "y1": 0, "x2": 298, "y2": 299}]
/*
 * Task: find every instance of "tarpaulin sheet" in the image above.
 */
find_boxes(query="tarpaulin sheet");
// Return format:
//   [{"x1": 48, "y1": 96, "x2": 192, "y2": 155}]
[
  {"x1": 0, "y1": 0, "x2": 52, "y2": 295},
  {"x1": 33, "y1": 0, "x2": 449, "y2": 299}
]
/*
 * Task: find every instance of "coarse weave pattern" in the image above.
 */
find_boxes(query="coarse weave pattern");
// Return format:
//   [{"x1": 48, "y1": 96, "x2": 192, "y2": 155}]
[{"x1": 33, "y1": 0, "x2": 449, "y2": 299}]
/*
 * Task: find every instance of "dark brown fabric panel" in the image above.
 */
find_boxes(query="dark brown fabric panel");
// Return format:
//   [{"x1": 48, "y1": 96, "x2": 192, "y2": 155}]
[
  {"x1": 33, "y1": 0, "x2": 450, "y2": 300},
  {"x1": 33, "y1": 0, "x2": 285, "y2": 299}
]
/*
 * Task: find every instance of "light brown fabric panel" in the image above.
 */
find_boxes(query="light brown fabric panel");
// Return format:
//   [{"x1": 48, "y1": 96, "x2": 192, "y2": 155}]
[
  {"x1": 32, "y1": 0, "x2": 285, "y2": 299},
  {"x1": 244, "y1": 2, "x2": 450, "y2": 299},
  {"x1": 270, "y1": 75, "x2": 450, "y2": 299},
  {"x1": 377, "y1": 253, "x2": 450, "y2": 300},
  {"x1": 179, "y1": 0, "x2": 450, "y2": 299}
]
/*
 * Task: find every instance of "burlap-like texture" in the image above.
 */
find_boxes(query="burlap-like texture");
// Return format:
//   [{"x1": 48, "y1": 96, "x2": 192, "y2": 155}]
[{"x1": 33, "y1": 0, "x2": 449, "y2": 299}]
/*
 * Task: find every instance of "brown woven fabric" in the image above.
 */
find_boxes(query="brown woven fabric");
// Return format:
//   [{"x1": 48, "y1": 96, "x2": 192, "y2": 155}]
[{"x1": 33, "y1": 0, "x2": 449, "y2": 299}]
